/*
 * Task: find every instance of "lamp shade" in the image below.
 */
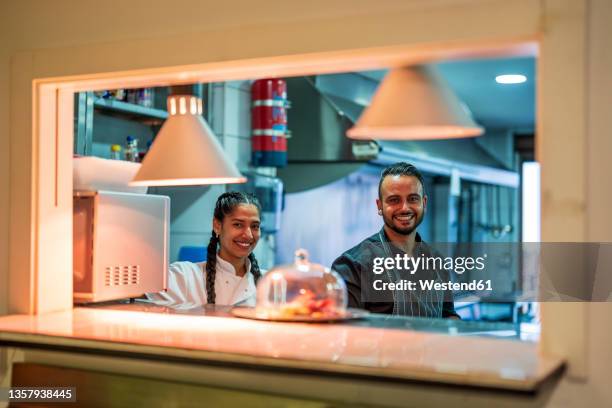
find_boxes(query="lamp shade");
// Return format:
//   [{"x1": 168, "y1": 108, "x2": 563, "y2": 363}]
[
  {"x1": 346, "y1": 66, "x2": 484, "y2": 140},
  {"x1": 130, "y1": 95, "x2": 246, "y2": 186}
]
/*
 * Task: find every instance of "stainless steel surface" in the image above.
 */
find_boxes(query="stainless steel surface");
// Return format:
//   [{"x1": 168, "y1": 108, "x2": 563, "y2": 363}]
[
  {"x1": 285, "y1": 77, "x2": 376, "y2": 163},
  {"x1": 375, "y1": 144, "x2": 520, "y2": 187},
  {"x1": 315, "y1": 73, "x2": 379, "y2": 110}
]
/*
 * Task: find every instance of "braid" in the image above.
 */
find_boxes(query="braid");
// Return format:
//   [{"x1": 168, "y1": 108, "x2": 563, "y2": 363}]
[
  {"x1": 205, "y1": 233, "x2": 219, "y2": 304},
  {"x1": 248, "y1": 253, "x2": 262, "y2": 284}
]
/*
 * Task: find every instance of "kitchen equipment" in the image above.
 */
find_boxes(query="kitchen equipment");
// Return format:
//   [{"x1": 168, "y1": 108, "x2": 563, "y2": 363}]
[
  {"x1": 73, "y1": 156, "x2": 147, "y2": 194},
  {"x1": 251, "y1": 78, "x2": 289, "y2": 167},
  {"x1": 130, "y1": 94, "x2": 246, "y2": 186},
  {"x1": 73, "y1": 190, "x2": 170, "y2": 303}
]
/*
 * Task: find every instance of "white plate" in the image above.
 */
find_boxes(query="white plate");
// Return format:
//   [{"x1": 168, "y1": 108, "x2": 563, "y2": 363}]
[{"x1": 230, "y1": 307, "x2": 369, "y2": 323}]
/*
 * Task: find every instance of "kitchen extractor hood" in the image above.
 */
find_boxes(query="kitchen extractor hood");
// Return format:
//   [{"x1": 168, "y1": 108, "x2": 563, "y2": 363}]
[
  {"x1": 279, "y1": 71, "x2": 506, "y2": 193},
  {"x1": 346, "y1": 66, "x2": 484, "y2": 140},
  {"x1": 278, "y1": 77, "x2": 378, "y2": 193},
  {"x1": 284, "y1": 77, "x2": 379, "y2": 163},
  {"x1": 130, "y1": 94, "x2": 246, "y2": 187}
]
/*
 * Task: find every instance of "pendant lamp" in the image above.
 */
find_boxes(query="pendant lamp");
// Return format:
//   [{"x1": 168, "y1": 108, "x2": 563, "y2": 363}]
[
  {"x1": 346, "y1": 66, "x2": 484, "y2": 140},
  {"x1": 130, "y1": 95, "x2": 246, "y2": 186}
]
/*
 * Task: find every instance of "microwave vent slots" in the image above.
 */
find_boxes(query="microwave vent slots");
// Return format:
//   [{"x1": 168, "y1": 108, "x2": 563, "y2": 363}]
[{"x1": 104, "y1": 265, "x2": 140, "y2": 287}]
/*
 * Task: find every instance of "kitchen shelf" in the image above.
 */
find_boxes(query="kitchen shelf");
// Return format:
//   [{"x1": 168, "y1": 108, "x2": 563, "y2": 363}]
[{"x1": 94, "y1": 97, "x2": 168, "y2": 120}]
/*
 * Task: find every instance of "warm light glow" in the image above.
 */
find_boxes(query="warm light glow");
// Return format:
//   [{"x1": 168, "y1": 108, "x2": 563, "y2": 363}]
[
  {"x1": 347, "y1": 125, "x2": 483, "y2": 140},
  {"x1": 129, "y1": 177, "x2": 247, "y2": 187},
  {"x1": 167, "y1": 95, "x2": 203, "y2": 116},
  {"x1": 495, "y1": 74, "x2": 527, "y2": 84},
  {"x1": 89, "y1": 309, "x2": 257, "y2": 332}
]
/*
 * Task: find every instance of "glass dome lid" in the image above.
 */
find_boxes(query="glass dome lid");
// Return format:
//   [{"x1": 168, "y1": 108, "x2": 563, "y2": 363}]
[{"x1": 255, "y1": 249, "x2": 348, "y2": 319}]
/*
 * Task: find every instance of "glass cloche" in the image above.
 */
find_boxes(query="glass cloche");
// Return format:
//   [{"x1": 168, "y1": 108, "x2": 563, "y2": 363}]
[{"x1": 255, "y1": 249, "x2": 348, "y2": 320}]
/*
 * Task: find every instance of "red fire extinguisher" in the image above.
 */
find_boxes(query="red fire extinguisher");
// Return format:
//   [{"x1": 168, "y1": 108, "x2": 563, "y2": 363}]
[{"x1": 251, "y1": 79, "x2": 288, "y2": 167}]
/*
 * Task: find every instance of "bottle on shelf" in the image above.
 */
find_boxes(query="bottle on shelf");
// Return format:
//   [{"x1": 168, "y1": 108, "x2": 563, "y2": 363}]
[
  {"x1": 124, "y1": 136, "x2": 139, "y2": 162},
  {"x1": 110, "y1": 144, "x2": 122, "y2": 160},
  {"x1": 114, "y1": 89, "x2": 127, "y2": 102},
  {"x1": 126, "y1": 89, "x2": 138, "y2": 104},
  {"x1": 135, "y1": 88, "x2": 153, "y2": 107}
]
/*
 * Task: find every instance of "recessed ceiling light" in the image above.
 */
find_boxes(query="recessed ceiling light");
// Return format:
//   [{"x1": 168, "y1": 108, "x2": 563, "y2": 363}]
[{"x1": 495, "y1": 74, "x2": 527, "y2": 84}]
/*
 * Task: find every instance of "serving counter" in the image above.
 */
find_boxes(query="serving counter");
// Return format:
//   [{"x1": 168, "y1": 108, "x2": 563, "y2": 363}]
[{"x1": 0, "y1": 304, "x2": 564, "y2": 407}]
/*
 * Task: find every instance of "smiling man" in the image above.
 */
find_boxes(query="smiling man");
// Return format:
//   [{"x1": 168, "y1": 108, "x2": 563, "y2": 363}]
[{"x1": 332, "y1": 162, "x2": 459, "y2": 318}]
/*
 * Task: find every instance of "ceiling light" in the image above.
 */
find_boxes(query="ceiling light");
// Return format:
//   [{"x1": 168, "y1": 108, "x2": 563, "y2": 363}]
[
  {"x1": 130, "y1": 95, "x2": 246, "y2": 186},
  {"x1": 495, "y1": 74, "x2": 527, "y2": 84},
  {"x1": 347, "y1": 66, "x2": 483, "y2": 140}
]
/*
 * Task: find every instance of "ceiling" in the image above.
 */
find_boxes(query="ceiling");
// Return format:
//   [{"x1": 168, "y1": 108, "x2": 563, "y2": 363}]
[{"x1": 359, "y1": 57, "x2": 536, "y2": 131}]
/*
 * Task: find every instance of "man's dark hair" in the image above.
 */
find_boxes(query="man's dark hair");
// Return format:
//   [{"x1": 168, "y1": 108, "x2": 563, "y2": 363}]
[{"x1": 378, "y1": 162, "x2": 425, "y2": 199}]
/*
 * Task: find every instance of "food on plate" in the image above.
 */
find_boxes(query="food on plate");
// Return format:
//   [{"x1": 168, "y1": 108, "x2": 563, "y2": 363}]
[
  {"x1": 271, "y1": 289, "x2": 343, "y2": 319},
  {"x1": 254, "y1": 249, "x2": 349, "y2": 320}
]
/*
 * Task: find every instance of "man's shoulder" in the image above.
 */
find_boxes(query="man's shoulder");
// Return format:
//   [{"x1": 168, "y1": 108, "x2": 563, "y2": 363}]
[
  {"x1": 333, "y1": 231, "x2": 382, "y2": 265},
  {"x1": 169, "y1": 261, "x2": 206, "y2": 278}
]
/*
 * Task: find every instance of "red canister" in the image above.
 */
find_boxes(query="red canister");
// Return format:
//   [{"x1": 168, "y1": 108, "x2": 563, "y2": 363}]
[{"x1": 251, "y1": 79, "x2": 289, "y2": 167}]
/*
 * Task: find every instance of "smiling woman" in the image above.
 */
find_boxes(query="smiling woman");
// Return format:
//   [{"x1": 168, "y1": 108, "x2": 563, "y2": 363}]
[{"x1": 146, "y1": 192, "x2": 263, "y2": 308}]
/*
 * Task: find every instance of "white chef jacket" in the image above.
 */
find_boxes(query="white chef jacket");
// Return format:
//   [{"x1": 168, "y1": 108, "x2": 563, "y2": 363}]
[{"x1": 146, "y1": 256, "x2": 256, "y2": 309}]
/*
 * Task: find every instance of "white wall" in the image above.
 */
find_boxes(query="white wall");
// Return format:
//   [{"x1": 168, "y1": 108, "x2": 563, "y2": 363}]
[
  {"x1": 1, "y1": 0, "x2": 611, "y2": 405},
  {"x1": 277, "y1": 169, "x2": 381, "y2": 267},
  {"x1": 586, "y1": 0, "x2": 612, "y2": 243},
  {"x1": 0, "y1": 5, "x2": 11, "y2": 318},
  {"x1": 151, "y1": 185, "x2": 224, "y2": 263},
  {"x1": 541, "y1": 0, "x2": 612, "y2": 405}
]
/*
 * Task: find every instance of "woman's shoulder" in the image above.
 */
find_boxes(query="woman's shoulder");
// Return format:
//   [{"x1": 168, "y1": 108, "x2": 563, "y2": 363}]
[{"x1": 169, "y1": 261, "x2": 207, "y2": 275}]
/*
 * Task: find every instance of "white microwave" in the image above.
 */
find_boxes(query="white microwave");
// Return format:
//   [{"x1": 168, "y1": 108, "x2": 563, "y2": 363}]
[{"x1": 73, "y1": 190, "x2": 169, "y2": 304}]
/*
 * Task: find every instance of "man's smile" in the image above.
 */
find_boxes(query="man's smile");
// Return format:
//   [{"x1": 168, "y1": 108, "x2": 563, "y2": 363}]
[{"x1": 393, "y1": 213, "x2": 415, "y2": 222}]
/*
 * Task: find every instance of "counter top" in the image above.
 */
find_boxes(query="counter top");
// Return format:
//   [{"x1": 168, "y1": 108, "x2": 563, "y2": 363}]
[{"x1": 0, "y1": 305, "x2": 563, "y2": 392}]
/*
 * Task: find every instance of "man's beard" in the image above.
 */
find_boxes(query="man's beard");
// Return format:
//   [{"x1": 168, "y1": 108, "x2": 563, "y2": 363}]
[{"x1": 383, "y1": 211, "x2": 424, "y2": 236}]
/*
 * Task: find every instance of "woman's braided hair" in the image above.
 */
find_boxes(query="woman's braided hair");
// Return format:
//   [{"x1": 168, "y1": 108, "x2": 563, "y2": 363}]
[{"x1": 206, "y1": 191, "x2": 262, "y2": 304}]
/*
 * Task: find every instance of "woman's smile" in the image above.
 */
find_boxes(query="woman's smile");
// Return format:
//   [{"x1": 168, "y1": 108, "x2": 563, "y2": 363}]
[{"x1": 234, "y1": 240, "x2": 253, "y2": 250}]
